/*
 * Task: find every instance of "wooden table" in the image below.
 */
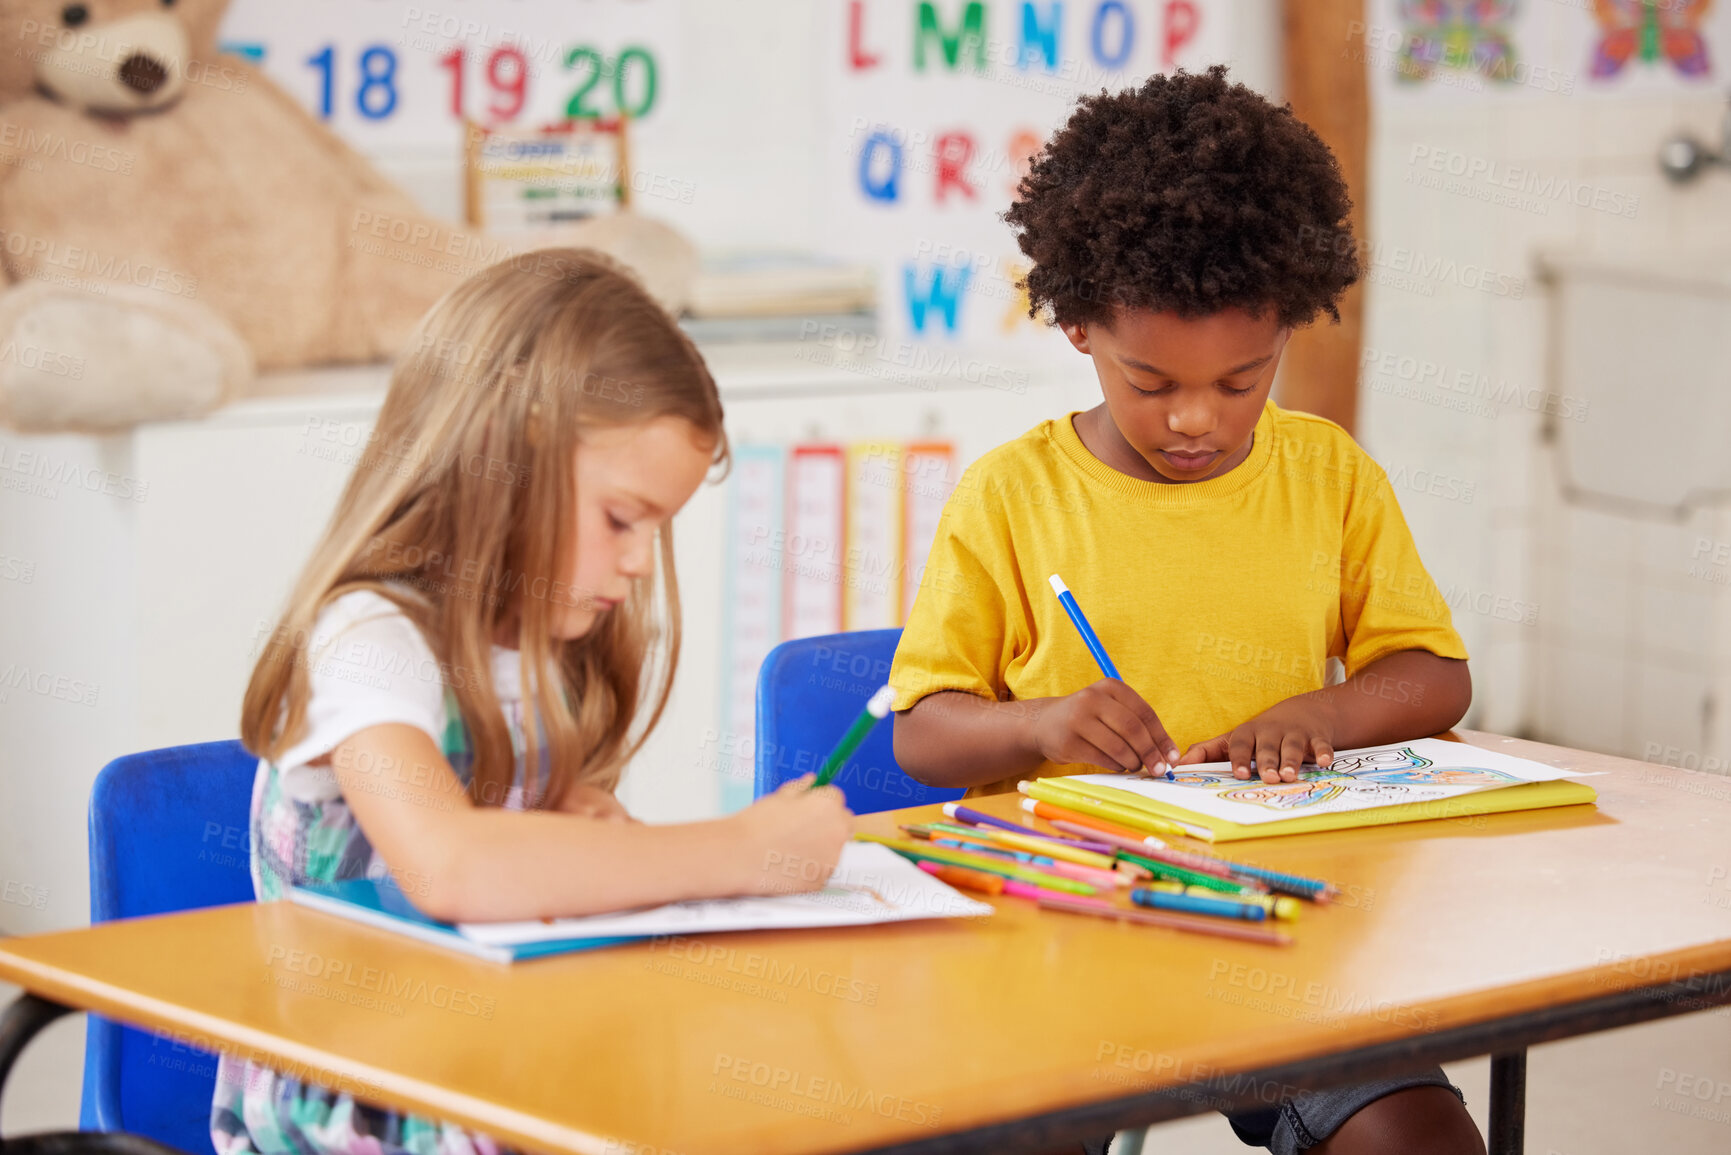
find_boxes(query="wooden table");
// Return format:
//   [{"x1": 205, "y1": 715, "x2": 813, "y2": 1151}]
[{"x1": 3, "y1": 731, "x2": 1730, "y2": 1155}]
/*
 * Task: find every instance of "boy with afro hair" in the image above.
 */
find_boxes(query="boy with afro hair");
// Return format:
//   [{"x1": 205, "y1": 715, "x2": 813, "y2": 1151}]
[{"x1": 890, "y1": 66, "x2": 1483, "y2": 1155}]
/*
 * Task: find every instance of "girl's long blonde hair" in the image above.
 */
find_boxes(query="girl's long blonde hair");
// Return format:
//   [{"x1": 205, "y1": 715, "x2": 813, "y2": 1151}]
[{"x1": 242, "y1": 248, "x2": 727, "y2": 806}]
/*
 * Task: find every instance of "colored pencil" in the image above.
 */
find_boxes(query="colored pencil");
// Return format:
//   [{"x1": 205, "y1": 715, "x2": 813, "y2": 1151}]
[
  {"x1": 925, "y1": 835, "x2": 1128, "y2": 889},
  {"x1": 1046, "y1": 817, "x2": 1162, "y2": 855},
  {"x1": 1030, "y1": 893, "x2": 1294, "y2": 946},
  {"x1": 943, "y1": 802, "x2": 1116, "y2": 855},
  {"x1": 1116, "y1": 850, "x2": 1270, "y2": 896},
  {"x1": 1021, "y1": 779, "x2": 1197, "y2": 841},
  {"x1": 1031, "y1": 775, "x2": 1211, "y2": 841},
  {"x1": 1004, "y1": 880, "x2": 1118, "y2": 907},
  {"x1": 1125, "y1": 843, "x2": 1245, "y2": 882},
  {"x1": 924, "y1": 820, "x2": 1117, "y2": 870},
  {"x1": 854, "y1": 834, "x2": 1099, "y2": 896},
  {"x1": 922, "y1": 820, "x2": 1110, "y2": 857},
  {"x1": 813, "y1": 685, "x2": 895, "y2": 788},
  {"x1": 1212, "y1": 861, "x2": 1337, "y2": 903},
  {"x1": 1022, "y1": 799, "x2": 1164, "y2": 847}
]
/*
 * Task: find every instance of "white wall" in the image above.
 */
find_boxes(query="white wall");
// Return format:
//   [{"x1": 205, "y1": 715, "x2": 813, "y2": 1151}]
[{"x1": 1355, "y1": 12, "x2": 1731, "y2": 770}]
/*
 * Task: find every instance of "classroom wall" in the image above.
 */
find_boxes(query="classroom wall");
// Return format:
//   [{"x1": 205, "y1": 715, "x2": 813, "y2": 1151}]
[
  {"x1": 1351, "y1": 1, "x2": 1731, "y2": 770},
  {"x1": 0, "y1": 0, "x2": 1281, "y2": 938}
]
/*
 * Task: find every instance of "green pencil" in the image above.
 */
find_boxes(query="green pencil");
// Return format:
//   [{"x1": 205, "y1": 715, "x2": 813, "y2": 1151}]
[
  {"x1": 1116, "y1": 850, "x2": 1269, "y2": 897},
  {"x1": 813, "y1": 684, "x2": 896, "y2": 788}
]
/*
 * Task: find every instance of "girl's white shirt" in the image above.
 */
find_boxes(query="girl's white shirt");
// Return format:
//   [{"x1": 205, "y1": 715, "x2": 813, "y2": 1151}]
[{"x1": 272, "y1": 588, "x2": 526, "y2": 805}]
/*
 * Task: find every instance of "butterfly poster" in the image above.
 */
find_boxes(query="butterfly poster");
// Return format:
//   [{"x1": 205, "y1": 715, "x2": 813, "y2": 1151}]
[
  {"x1": 1069, "y1": 738, "x2": 1587, "y2": 826},
  {"x1": 1590, "y1": 0, "x2": 1714, "y2": 79},
  {"x1": 1393, "y1": 0, "x2": 1524, "y2": 86}
]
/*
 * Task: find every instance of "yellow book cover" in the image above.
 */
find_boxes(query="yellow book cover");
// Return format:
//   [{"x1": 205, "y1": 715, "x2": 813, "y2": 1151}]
[{"x1": 1053, "y1": 738, "x2": 1599, "y2": 843}]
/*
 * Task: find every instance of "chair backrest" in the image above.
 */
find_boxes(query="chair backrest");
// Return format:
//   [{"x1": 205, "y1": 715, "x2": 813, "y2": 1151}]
[
  {"x1": 80, "y1": 740, "x2": 259, "y2": 1155},
  {"x1": 754, "y1": 630, "x2": 963, "y2": 814}
]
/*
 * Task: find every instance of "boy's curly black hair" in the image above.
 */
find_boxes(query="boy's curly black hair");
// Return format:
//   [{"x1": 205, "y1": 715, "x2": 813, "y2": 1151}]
[{"x1": 1004, "y1": 65, "x2": 1361, "y2": 331}]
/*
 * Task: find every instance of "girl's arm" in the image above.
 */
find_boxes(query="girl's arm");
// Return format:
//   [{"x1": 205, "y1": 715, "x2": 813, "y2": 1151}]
[
  {"x1": 329, "y1": 723, "x2": 852, "y2": 923},
  {"x1": 549, "y1": 780, "x2": 637, "y2": 822}
]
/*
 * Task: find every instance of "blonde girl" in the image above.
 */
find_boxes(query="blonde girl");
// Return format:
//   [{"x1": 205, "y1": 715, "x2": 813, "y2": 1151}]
[{"x1": 211, "y1": 249, "x2": 851, "y2": 1155}]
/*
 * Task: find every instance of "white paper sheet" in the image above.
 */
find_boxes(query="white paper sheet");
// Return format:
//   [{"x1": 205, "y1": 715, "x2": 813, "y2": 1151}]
[
  {"x1": 457, "y1": 842, "x2": 992, "y2": 946},
  {"x1": 1069, "y1": 738, "x2": 1585, "y2": 827}
]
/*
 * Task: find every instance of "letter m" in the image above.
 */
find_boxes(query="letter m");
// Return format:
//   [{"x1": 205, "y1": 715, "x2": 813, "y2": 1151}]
[{"x1": 915, "y1": 2, "x2": 987, "y2": 72}]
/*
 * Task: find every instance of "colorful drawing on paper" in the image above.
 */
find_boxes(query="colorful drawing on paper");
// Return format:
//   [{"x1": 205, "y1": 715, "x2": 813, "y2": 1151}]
[
  {"x1": 1394, "y1": 0, "x2": 1522, "y2": 85},
  {"x1": 1070, "y1": 738, "x2": 1573, "y2": 827},
  {"x1": 1163, "y1": 746, "x2": 1523, "y2": 813},
  {"x1": 1590, "y1": 0, "x2": 1713, "y2": 79}
]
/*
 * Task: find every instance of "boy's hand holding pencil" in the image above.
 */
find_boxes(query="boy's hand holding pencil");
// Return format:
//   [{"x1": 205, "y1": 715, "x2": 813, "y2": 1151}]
[
  {"x1": 1042, "y1": 576, "x2": 1182, "y2": 775},
  {"x1": 1029, "y1": 679, "x2": 1181, "y2": 776}
]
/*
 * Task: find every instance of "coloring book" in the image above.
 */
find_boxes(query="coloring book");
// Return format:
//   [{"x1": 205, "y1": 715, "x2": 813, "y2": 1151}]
[{"x1": 1069, "y1": 738, "x2": 1587, "y2": 828}]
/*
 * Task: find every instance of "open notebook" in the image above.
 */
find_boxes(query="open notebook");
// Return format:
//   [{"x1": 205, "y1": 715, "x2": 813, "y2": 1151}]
[
  {"x1": 290, "y1": 842, "x2": 992, "y2": 963},
  {"x1": 1061, "y1": 738, "x2": 1599, "y2": 843}
]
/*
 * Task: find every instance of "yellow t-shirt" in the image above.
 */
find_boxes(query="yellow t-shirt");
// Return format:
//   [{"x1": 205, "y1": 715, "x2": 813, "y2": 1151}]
[{"x1": 890, "y1": 401, "x2": 1469, "y2": 796}]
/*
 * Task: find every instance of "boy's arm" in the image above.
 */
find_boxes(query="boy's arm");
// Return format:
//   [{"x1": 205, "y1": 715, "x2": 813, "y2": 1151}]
[
  {"x1": 895, "y1": 681, "x2": 1182, "y2": 790},
  {"x1": 1177, "y1": 649, "x2": 1471, "y2": 782}
]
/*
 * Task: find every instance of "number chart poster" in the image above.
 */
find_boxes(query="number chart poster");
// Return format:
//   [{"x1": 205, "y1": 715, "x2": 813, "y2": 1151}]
[
  {"x1": 823, "y1": 0, "x2": 1241, "y2": 354},
  {"x1": 216, "y1": 1, "x2": 678, "y2": 158}
]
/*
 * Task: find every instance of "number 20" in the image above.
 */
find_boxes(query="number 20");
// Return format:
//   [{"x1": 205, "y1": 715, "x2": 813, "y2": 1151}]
[{"x1": 564, "y1": 45, "x2": 656, "y2": 119}]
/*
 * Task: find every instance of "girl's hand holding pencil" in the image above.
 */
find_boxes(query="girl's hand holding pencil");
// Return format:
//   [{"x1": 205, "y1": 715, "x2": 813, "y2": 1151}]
[{"x1": 728, "y1": 775, "x2": 853, "y2": 897}]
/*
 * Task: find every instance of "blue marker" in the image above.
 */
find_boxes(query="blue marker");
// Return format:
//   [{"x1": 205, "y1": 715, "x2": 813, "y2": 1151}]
[
  {"x1": 1048, "y1": 574, "x2": 1121, "y2": 679},
  {"x1": 1132, "y1": 887, "x2": 1269, "y2": 922},
  {"x1": 1050, "y1": 574, "x2": 1178, "y2": 776}
]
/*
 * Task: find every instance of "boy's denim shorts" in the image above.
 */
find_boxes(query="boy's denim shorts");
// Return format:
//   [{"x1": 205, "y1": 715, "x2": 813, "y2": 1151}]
[{"x1": 1081, "y1": 1066, "x2": 1464, "y2": 1154}]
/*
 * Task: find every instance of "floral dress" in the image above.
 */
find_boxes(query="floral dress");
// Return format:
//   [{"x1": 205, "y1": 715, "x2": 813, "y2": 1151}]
[{"x1": 211, "y1": 591, "x2": 549, "y2": 1155}]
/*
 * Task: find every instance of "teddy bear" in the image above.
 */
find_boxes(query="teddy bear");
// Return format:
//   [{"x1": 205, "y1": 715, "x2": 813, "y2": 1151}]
[{"x1": 0, "y1": 0, "x2": 695, "y2": 432}]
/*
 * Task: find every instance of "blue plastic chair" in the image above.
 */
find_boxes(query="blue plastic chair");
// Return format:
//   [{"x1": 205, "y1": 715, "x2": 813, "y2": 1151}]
[
  {"x1": 754, "y1": 629, "x2": 964, "y2": 814},
  {"x1": 79, "y1": 740, "x2": 259, "y2": 1155}
]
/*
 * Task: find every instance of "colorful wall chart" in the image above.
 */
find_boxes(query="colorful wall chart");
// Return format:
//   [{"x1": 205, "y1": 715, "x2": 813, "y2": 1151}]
[
  {"x1": 823, "y1": 1, "x2": 1242, "y2": 351},
  {"x1": 217, "y1": 1, "x2": 678, "y2": 153},
  {"x1": 717, "y1": 439, "x2": 958, "y2": 808}
]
